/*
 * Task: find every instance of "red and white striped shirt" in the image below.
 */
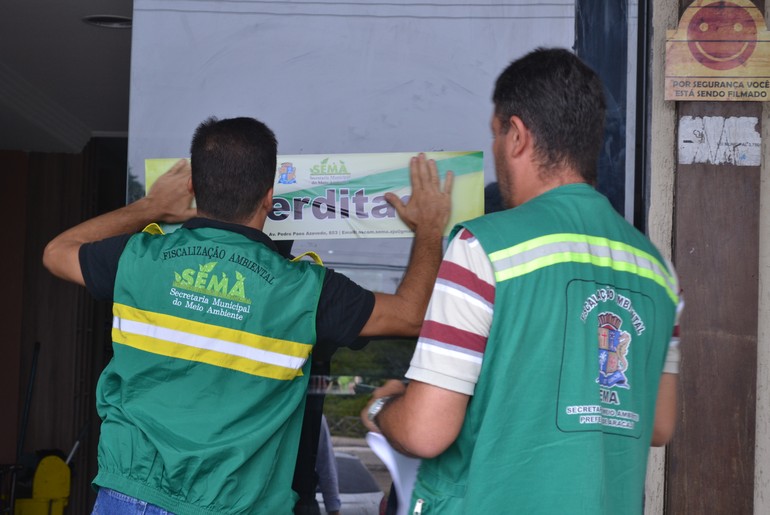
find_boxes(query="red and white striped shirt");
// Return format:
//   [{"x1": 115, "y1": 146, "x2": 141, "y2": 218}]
[{"x1": 405, "y1": 228, "x2": 494, "y2": 395}]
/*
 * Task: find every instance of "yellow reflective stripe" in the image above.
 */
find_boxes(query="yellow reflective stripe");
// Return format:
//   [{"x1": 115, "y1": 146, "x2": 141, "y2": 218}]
[
  {"x1": 490, "y1": 233, "x2": 672, "y2": 281},
  {"x1": 112, "y1": 303, "x2": 313, "y2": 380},
  {"x1": 142, "y1": 223, "x2": 165, "y2": 235},
  {"x1": 291, "y1": 251, "x2": 323, "y2": 265},
  {"x1": 113, "y1": 327, "x2": 303, "y2": 380},
  {"x1": 489, "y1": 233, "x2": 678, "y2": 305},
  {"x1": 115, "y1": 303, "x2": 312, "y2": 356}
]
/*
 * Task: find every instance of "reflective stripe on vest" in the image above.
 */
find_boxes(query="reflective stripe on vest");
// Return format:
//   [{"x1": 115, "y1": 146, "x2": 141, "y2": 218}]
[
  {"x1": 488, "y1": 233, "x2": 678, "y2": 305},
  {"x1": 112, "y1": 303, "x2": 312, "y2": 380}
]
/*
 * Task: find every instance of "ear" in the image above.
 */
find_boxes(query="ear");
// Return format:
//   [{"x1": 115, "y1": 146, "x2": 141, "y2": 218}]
[
  {"x1": 187, "y1": 175, "x2": 194, "y2": 196},
  {"x1": 262, "y1": 187, "x2": 274, "y2": 211},
  {"x1": 507, "y1": 115, "x2": 531, "y2": 159}
]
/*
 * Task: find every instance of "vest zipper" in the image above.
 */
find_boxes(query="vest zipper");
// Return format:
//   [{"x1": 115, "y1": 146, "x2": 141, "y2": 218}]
[{"x1": 413, "y1": 498, "x2": 424, "y2": 514}]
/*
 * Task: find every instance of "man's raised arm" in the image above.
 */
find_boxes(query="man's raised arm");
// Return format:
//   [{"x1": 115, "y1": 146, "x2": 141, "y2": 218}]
[
  {"x1": 359, "y1": 153, "x2": 453, "y2": 337},
  {"x1": 43, "y1": 159, "x2": 197, "y2": 286}
]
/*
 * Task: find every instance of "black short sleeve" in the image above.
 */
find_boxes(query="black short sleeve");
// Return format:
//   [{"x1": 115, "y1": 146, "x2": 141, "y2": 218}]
[
  {"x1": 78, "y1": 234, "x2": 132, "y2": 301},
  {"x1": 314, "y1": 269, "x2": 375, "y2": 359}
]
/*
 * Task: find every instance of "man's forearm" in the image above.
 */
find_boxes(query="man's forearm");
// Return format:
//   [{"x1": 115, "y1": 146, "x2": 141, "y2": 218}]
[
  {"x1": 43, "y1": 159, "x2": 195, "y2": 286},
  {"x1": 43, "y1": 197, "x2": 169, "y2": 285},
  {"x1": 363, "y1": 380, "x2": 468, "y2": 459},
  {"x1": 652, "y1": 372, "x2": 678, "y2": 446},
  {"x1": 394, "y1": 227, "x2": 446, "y2": 332},
  {"x1": 374, "y1": 394, "x2": 420, "y2": 457},
  {"x1": 361, "y1": 229, "x2": 444, "y2": 337},
  {"x1": 358, "y1": 154, "x2": 452, "y2": 337}
]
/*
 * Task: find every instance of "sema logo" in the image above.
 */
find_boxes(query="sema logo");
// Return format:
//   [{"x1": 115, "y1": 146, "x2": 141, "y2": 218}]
[
  {"x1": 309, "y1": 157, "x2": 350, "y2": 184},
  {"x1": 173, "y1": 262, "x2": 249, "y2": 302}
]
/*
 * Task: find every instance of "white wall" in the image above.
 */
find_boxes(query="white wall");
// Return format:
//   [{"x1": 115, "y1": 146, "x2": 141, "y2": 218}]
[
  {"x1": 644, "y1": 0, "x2": 677, "y2": 512},
  {"x1": 128, "y1": 0, "x2": 575, "y2": 186},
  {"x1": 127, "y1": 0, "x2": 576, "y2": 278}
]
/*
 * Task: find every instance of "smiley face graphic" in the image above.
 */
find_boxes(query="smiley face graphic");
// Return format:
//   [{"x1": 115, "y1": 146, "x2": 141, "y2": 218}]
[{"x1": 687, "y1": 1, "x2": 757, "y2": 70}]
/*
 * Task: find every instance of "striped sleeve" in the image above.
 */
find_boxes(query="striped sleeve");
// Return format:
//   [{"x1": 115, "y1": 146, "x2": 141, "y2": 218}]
[
  {"x1": 663, "y1": 294, "x2": 684, "y2": 374},
  {"x1": 405, "y1": 228, "x2": 495, "y2": 395}
]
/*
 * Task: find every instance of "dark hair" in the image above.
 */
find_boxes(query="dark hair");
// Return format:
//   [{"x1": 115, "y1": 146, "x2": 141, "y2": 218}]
[
  {"x1": 492, "y1": 47, "x2": 606, "y2": 184},
  {"x1": 189, "y1": 116, "x2": 278, "y2": 222},
  {"x1": 484, "y1": 182, "x2": 504, "y2": 214}
]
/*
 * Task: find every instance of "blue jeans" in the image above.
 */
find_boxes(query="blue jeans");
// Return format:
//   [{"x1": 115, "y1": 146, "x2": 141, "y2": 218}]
[{"x1": 92, "y1": 488, "x2": 177, "y2": 515}]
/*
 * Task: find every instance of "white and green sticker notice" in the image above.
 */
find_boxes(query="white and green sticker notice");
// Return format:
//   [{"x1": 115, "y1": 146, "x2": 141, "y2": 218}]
[{"x1": 146, "y1": 151, "x2": 484, "y2": 240}]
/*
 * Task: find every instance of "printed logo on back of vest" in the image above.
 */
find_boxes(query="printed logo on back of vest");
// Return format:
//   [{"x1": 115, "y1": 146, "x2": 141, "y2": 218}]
[
  {"x1": 597, "y1": 312, "x2": 631, "y2": 390},
  {"x1": 558, "y1": 282, "x2": 651, "y2": 438},
  {"x1": 169, "y1": 261, "x2": 253, "y2": 321},
  {"x1": 173, "y1": 262, "x2": 250, "y2": 302},
  {"x1": 162, "y1": 245, "x2": 279, "y2": 321}
]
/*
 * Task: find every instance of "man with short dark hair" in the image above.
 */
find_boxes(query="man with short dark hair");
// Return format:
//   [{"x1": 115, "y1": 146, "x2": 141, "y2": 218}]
[
  {"x1": 43, "y1": 116, "x2": 453, "y2": 514},
  {"x1": 362, "y1": 48, "x2": 681, "y2": 514}
]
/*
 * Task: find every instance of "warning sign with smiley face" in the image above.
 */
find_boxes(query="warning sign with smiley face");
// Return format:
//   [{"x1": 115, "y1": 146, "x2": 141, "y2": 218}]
[{"x1": 666, "y1": 0, "x2": 770, "y2": 101}]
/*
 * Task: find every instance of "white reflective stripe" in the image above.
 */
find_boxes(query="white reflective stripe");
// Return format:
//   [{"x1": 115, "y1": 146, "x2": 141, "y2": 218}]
[
  {"x1": 114, "y1": 316, "x2": 307, "y2": 371},
  {"x1": 492, "y1": 240, "x2": 663, "y2": 279},
  {"x1": 433, "y1": 282, "x2": 494, "y2": 314},
  {"x1": 490, "y1": 235, "x2": 678, "y2": 303},
  {"x1": 414, "y1": 341, "x2": 483, "y2": 364}
]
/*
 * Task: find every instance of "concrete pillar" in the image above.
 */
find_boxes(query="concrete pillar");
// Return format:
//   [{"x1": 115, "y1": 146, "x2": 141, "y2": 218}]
[{"x1": 644, "y1": 0, "x2": 678, "y2": 513}]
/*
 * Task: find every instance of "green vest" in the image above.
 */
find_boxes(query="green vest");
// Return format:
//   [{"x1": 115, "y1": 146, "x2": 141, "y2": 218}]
[
  {"x1": 411, "y1": 184, "x2": 679, "y2": 515},
  {"x1": 93, "y1": 225, "x2": 326, "y2": 515}
]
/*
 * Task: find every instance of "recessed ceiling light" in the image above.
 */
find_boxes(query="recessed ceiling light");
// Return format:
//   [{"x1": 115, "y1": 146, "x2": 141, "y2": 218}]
[{"x1": 82, "y1": 15, "x2": 132, "y2": 29}]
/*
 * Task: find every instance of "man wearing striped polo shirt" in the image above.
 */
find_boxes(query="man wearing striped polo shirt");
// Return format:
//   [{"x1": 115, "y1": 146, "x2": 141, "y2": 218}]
[{"x1": 363, "y1": 48, "x2": 682, "y2": 515}]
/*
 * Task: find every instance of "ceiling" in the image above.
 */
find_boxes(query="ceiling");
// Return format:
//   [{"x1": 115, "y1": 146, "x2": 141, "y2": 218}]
[{"x1": 0, "y1": 0, "x2": 133, "y2": 153}]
